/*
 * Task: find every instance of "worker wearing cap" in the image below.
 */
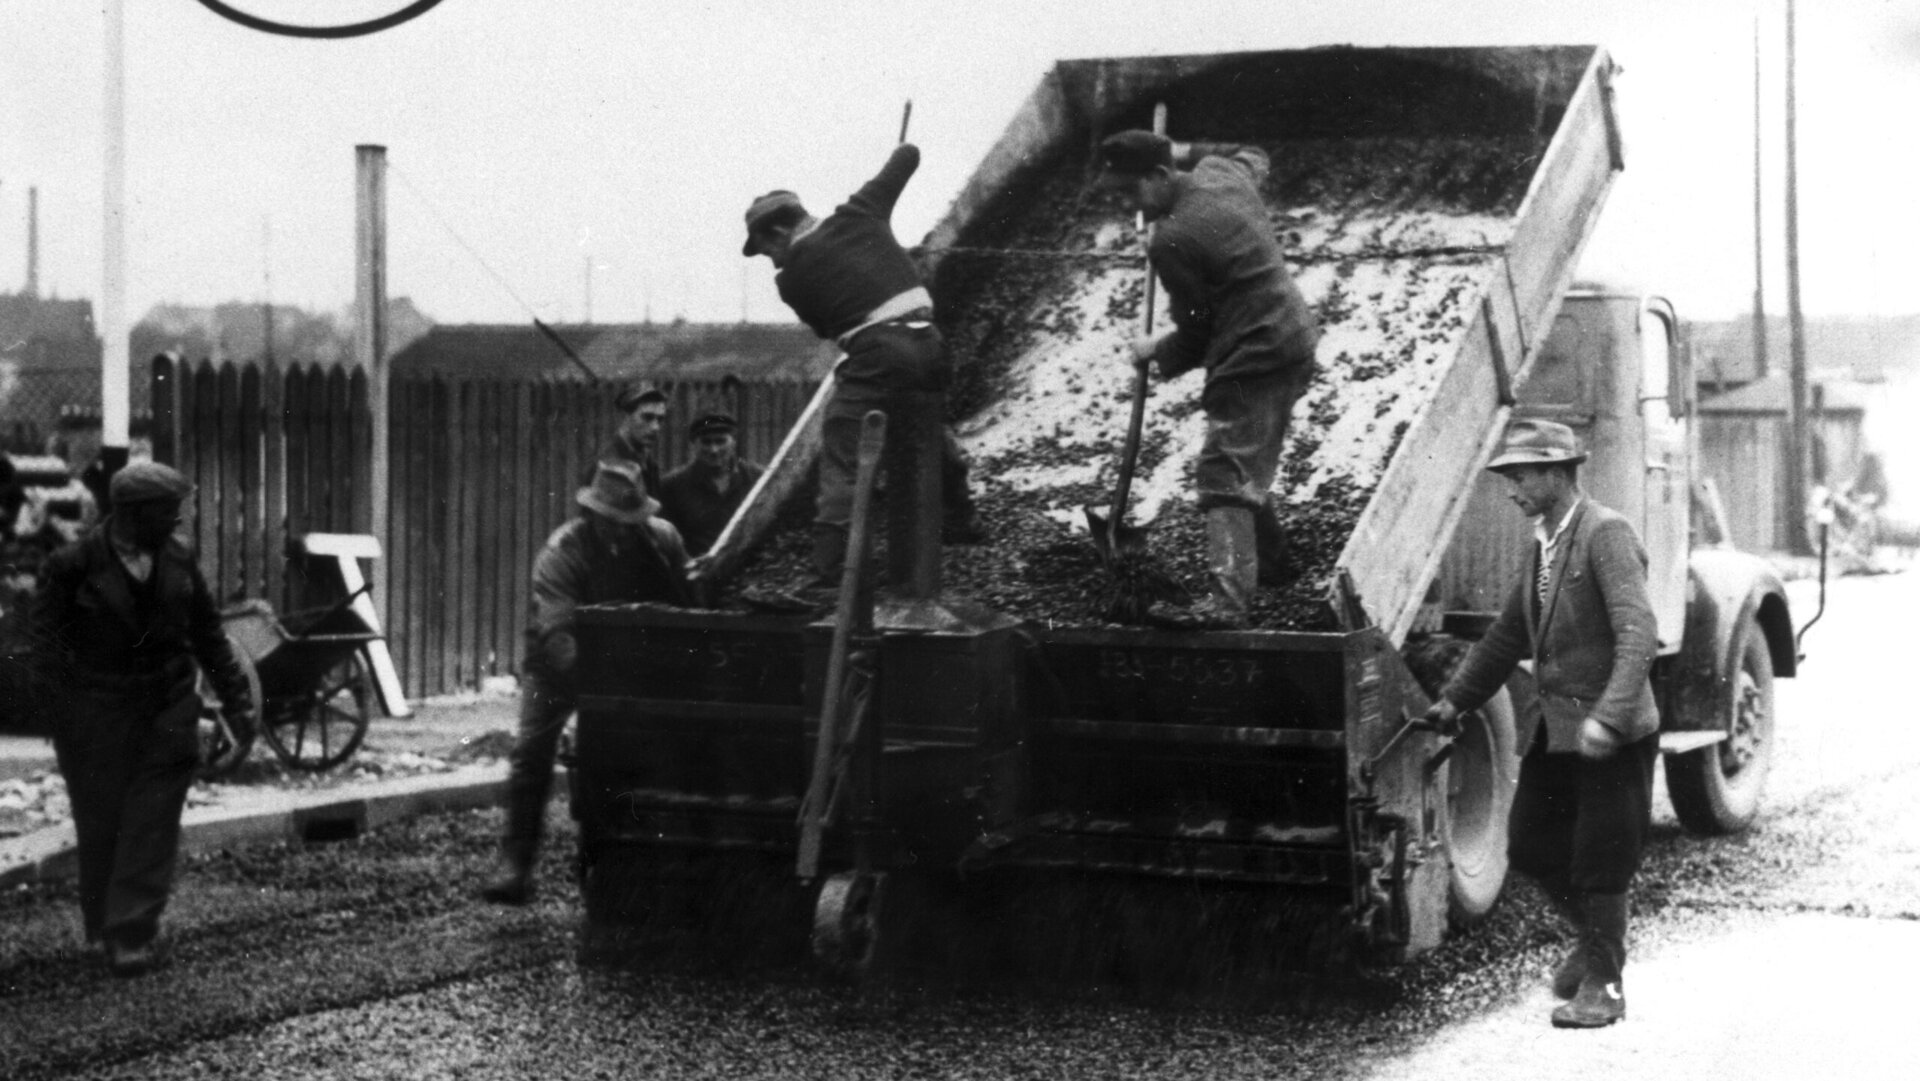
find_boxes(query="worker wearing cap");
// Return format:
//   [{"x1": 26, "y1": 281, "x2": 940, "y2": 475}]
[
  {"x1": 583, "y1": 381, "x2": 669, "y2": 495},
  {"x1": 1096, "y1": 129, "x2": 1321, "y2": 630},
  {"x1": 1423, "y1": 419, "x2": 1660, "y2": 1029},
  {"x1": 657, "y1": 411, "x2": 767, "y2": 558},
  {"x1": 31, "y1": 461, "x2": 254, "y2": 976},
  {"x1": 483, "y1": 459, "x2": 692, "y2": 905},
  {"x1": 741, "y1": 142, "x2": 983, "y2": 602}
]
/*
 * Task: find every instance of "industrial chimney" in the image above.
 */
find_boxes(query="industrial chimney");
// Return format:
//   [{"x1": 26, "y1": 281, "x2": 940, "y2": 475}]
[{"x1": 27, "y1": 186, "x2": 40, "y2": 297}]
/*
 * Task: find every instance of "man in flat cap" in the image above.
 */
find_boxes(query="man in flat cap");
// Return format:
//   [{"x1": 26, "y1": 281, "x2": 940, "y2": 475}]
[
  {"x1": 741, "y1": 141, "x2": 983, "y2": 606},
  {"x1": 1424, "y1": 419, "x2": 1661, "y2": 1029},
  {"x1": 483, "y1": 459, "x2": 692, "y2": 904},
  {"x1": 583, "y1": 381, "x2": 669, "y2": 495},
  {"x1": 657, "y1": 411, "x2": 767, "y2": 558},
  {"x1": 1098, "y1": 129, "x2": 1321, "y2": 629},
  {"x1": 32, "y1": 460, "x2": 254, "y2": 975}
]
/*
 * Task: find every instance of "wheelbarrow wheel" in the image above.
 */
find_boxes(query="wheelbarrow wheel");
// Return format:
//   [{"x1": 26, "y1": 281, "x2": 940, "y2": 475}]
[{"x1": 263, "y1": 650, "x2": 372, "y2": 771}]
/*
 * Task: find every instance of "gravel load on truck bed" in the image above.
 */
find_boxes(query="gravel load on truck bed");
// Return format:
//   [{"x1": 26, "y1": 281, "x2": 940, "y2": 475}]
[{"x1": 729, "y1": 134, "x2": 1549, "y2": 629}]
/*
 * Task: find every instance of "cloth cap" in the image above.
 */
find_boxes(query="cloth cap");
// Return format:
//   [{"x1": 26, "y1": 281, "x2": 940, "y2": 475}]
[
  {"x1": 1487, "y1": 418, "x2": 1588, "y2": 472},
  {"x1": 1098, "y1": 130, "x2": 1174, "y2": 182},
  {"x1": 614, "y1": 380, "x2": 667, "y2": 413},
  {"x1": 109, "y1": 460, "x2": 194, "y2": 505},
  {"x1": 689, "y1": 412, "x2": 738, "y2": 440},
  {"x1": 576, "y1": 459, "x2": 660, "y2": 524},
  {"x1": 742, "y1": 190, "x2": 805, "y2": 256}
]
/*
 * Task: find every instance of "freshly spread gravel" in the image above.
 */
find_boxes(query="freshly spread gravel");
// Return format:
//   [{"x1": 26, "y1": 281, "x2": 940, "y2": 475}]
[{"x1": 732, "y1": 135, "x2": 1548, "y2": 629}]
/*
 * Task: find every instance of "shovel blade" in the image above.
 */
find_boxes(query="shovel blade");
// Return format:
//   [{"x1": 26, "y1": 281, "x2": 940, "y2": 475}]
[{"x1": 1083, "y1": 504, "x2": 1151, "y2": 565}]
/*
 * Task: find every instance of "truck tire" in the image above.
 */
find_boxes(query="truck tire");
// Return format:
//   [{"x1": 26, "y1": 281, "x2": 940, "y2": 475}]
[
  {"x1": 1667, "y1": 615, "x2": 1774, "y2": 834},
  {"x1": 1445, "y1": 688, "x2": 1518, "y2": 927}
]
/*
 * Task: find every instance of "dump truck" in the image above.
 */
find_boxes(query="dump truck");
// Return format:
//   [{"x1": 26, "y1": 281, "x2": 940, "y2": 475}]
[{"x1": 568, "y1": 45, "x2": 1796, "y2": 975}]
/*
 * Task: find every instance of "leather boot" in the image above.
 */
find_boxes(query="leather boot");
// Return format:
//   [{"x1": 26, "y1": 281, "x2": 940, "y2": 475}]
[
  {"x1": 1148, "y1": 506, "x2": 1256, "y2": 630},
  {"x1": 1552, "y1": 892, "x2": 1628, "y2": 1028},
  {"x1": 1539, "y1": 876, "x2": 1588, "y2": 999},
  {"x1": 481, "y1": 842, "x2": 536, "y2": 906}
]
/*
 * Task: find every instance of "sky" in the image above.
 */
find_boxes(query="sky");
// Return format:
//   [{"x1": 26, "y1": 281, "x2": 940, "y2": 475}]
[{"x1": 2, "y1": 0, "x2": 1919, "y2": 330}]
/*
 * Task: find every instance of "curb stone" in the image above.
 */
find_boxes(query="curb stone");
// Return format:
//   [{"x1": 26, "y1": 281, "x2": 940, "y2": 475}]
[{"x1": 0, "y1": 762, "x2": 510, "y2": 891}]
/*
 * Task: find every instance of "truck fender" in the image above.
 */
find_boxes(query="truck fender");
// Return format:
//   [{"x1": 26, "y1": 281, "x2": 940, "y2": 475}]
[{"x1": 1665, "y1": 549, "x2": 1795, "y2": 731}]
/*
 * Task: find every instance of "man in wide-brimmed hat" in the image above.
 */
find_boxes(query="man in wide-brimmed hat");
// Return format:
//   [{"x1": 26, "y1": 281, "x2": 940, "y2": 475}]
[
  {"x1": 657, "y1": 411, "x2": 766, "y2": 558},
  {"x1": 1095, "y1": 129, "x2": 1321, "y2": 629},
  {"x1": 32, "y1": 460, "x2": 254, "y2": 976},
  {"x1": 1424, "y1": 418, "x2": 1661, "y2": 1029},
  {"x1": 483, "y1": 460, "x2": 691, "y2": 905}
]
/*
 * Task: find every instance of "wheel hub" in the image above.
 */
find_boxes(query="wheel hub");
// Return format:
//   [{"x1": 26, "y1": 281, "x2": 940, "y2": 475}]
[{"x1": 1723, "y1": 670, "x2": 1763, "y2": 774}]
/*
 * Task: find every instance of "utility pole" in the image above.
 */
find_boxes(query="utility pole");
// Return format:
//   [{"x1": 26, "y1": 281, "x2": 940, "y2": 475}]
[
  {"x1": 262, "y1": 216, "x2": 275, "y2": 364},
  {"x1": 355, "y1": 145, "x2": 389, "y2": 555},
  {"x1": 100, "y1": 0, "x2": 130, "y2": 477},
  {"x1": 1751, "y1": 15, "x2": 1767, "y2": 381},
  {"x1": 1784, "y1": 0, "x2": 1812, "y2": 555},
  {"x1": 27, "y1": 186, "x2": 41, "y2": 298}
]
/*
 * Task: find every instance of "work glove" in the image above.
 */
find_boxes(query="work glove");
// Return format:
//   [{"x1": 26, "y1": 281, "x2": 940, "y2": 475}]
[
  {"x1": 1125, "y1": 336, "x2": 1156, "y2": 371},
  {"x1": 1421, "y1": 698, "x2": 1463, "y2": 739},
  {"x1": 545, "y1": 630, "x2": 578, "y2": 673},
  {"x1": 201, "y1": 707, "x2": 252, "y2": 777},
  {"x1": 1577, "y1": 717, "x2": 1620, "y2": 760}
]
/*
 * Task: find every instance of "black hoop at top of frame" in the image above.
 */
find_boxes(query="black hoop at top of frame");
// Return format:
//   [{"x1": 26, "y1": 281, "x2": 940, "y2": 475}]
[{"x1": 194, "y1": 0, "x2": 447, "y2": 39}]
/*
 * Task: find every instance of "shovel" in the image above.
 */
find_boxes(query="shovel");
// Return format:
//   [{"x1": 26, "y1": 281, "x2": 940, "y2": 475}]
[{"x1": 1085, "y1": 101, "x2": 1168, "y2": 566}]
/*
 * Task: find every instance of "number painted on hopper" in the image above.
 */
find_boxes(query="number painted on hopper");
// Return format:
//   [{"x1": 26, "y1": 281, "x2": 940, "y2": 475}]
[{"x1": 1097, "y1": 649, "x2": 1263, "y2": 686}]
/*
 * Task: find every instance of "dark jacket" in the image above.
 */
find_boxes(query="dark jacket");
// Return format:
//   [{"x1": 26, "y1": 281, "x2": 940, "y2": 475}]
[
  {"x1": 776, "y1": 144, "x2": 926, "y2": 348},
  {"x1": 523, "y1": 516, "x2": 690, "y2": 678},
  {"x1": 1149, "y1": 148, "x2": 1320, "y2": 387},
  {"x1": 33, "y1": 523, "x2": 251, "y2": 715},
  {"x1": 657, "y1": 458, "x2": 767, "y2": 556},
  {"x1": 1440, "y1": 499, "x2": 1661, "y2": 752}
]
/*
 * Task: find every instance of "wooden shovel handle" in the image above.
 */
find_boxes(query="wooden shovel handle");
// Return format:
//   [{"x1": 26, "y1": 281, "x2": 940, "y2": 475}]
[{"x1": 1105, "y1": 102, "x2": 1167, "y2": 541}]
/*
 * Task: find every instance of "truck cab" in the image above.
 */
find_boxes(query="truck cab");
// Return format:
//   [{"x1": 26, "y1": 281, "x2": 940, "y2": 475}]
[{"x1": 1434, "y1": 285, "x2": 1796, "y2": 835}]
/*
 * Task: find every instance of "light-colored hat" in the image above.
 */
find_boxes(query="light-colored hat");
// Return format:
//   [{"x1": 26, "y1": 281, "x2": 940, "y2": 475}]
[
  {"x1": 1487, "y1": 418, "x2": 1588, "y2": 472},
  {"x1": 109, "y1": 460, "x2": 194, "y2": 504},
  {"x1": 576, "y1": 459, "x2": 659, "y2": 524}
]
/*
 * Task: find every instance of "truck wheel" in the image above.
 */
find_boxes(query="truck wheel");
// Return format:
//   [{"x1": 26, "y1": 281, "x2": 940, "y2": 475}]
[
  {"x1": 1668, "y1": 616, "x2": 1774, "y2": 834},
  {"x1": 812, "y1": 871, "x2": 886, "y2": 978},
  {"x1": 1445, "y1": 688, "x2": 1518, "y2": 927}
]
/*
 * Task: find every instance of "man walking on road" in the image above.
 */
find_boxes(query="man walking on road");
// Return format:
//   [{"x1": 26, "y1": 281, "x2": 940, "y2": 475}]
[
  {"x1": 483, "y1": 460, "x2": 692, "y2": 904},
  {"x1": 1096, "y1": 130, "x2": 1320, "y2": 630},
  {"x1": 1424, "y1": 419, "x2": 1662, "y2": 1029},
  {"x1": 33, "y1": 461, "x2": 254, "y2": 976},
  {"x1": 741, "y1": 141, "x2": 982, "y2": 606}
]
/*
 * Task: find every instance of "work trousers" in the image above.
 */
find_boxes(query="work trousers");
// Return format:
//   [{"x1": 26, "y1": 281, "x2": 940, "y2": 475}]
[
  {"x1": 502, "y1": 668, "x2": 574, "y2": 865},
  {"x1": 1194, "y1": 366, "x2": 1313, "y2": 572},
  {"x1": 1508, "y1": 730, "x2": 1660, "y2": 895},
  {"x1": 52, "y1": 679, "x2": 200, "y2": 948}
]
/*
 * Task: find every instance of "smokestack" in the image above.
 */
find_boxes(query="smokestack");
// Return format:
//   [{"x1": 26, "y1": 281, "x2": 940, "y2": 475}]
[{"x1": 27, "y1": 186, "x2": 40, "y2": 297}]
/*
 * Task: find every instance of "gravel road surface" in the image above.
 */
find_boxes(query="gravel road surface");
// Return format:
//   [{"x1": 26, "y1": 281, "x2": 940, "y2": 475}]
[{"x1": 3, "y1": 571, "x2": 1912, "y2": 1080}]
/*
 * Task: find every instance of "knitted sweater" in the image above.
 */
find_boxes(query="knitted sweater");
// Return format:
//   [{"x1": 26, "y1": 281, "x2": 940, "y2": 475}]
[{"x1": 775, "y1": 144, "x2": 926, "y2": 345}]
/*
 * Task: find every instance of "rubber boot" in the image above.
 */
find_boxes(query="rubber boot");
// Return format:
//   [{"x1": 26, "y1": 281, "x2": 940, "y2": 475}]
[
  {"x1": 1254, "y1": 498, "x2": 1299, "y2": 588},
  {"x1": 1539, "y1": 876, "x2": 1588, "y2": 999},
  {"x1": 1148, "y1": 506, "x2": 1256, "y2": 630},
  {"x1": 1552, "y1": 892, "x2": 1629, "y2": 1028},
  {"x1": 482, "y1": 773, "x2": 546, "y2": 905}
]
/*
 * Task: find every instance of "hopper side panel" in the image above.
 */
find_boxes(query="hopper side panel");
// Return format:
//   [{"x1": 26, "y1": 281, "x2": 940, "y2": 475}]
[{"x1": 1337, "y1": 53, "x2": 1622, "y2": 642}]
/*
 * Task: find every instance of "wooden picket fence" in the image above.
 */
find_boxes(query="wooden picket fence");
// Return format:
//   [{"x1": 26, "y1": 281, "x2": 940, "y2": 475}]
[{"x1": 151, "y1": 356, "x2": 817, "y2": 701}]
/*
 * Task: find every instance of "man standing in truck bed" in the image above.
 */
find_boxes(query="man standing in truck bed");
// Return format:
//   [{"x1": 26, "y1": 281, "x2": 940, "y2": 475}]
[
  {"x1": 1096, "y1": 130, "x2": 1320, "y2": 630},
  {"x1": 1424, "y1": 419, "x2": 1661, "y2": 1029},
  {"x1": 740, "y1": 142, "x2": 982, "y2": 605}
]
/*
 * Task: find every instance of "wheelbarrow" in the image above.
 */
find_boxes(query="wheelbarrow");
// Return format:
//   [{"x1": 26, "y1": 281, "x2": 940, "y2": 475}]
[{"x1": 199, "y1": 588, "x2": 382, "y2": 776}]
